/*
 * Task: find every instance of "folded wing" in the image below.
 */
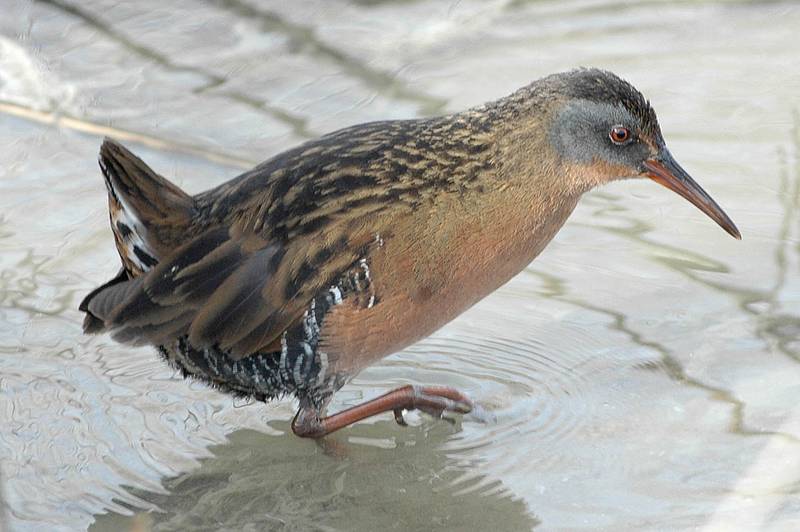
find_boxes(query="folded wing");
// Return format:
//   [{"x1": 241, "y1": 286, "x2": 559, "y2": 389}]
[{"x1": 81, "y1": 225, "x2": 353, "y2": 359}]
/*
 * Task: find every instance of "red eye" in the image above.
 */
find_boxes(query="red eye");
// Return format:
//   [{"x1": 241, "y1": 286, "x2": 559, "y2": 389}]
[{"x1": 609, "y1": 126, "x2": 631, "y2": 144}]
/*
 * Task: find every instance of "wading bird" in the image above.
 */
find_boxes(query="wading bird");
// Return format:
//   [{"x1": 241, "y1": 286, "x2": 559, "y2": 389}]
[{"x1": 81, "y1": 68, "x2": 740, "y2": 438}]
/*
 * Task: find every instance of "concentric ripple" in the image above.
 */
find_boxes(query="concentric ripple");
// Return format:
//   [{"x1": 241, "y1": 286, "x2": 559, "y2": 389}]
[{"x1": 348, "y1": 309, "x2": 660, "y2": 480}]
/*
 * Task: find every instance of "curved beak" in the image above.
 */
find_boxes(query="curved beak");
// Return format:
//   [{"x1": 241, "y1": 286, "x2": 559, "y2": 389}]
[{"x1": 641, "y1": 149, "x2": 741, "y2": 240}]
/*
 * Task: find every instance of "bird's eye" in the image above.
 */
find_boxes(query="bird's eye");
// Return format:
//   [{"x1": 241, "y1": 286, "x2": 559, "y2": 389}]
[{"x1": 609, "y1": 126, "x2": 631, "y2": 145}]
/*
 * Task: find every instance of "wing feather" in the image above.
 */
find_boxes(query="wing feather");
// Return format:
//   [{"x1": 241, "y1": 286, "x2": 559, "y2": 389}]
[{"x1": 82, "y1": 224, "x2": 362, "y2": 360}]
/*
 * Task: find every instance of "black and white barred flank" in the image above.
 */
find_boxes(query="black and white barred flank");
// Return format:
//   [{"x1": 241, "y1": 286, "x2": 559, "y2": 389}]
[{"x1": 156, "y1": 258, "x2": 374, "y2": 409}]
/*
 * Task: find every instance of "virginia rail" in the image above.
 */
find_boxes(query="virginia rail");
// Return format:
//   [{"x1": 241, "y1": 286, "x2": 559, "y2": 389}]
[{"x1": 80, "y1": 68, "x2": 740, "y2": 438}]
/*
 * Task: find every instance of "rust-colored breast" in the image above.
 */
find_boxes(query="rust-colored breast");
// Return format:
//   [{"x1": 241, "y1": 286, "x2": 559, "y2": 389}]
[{"x1": 318, "y1": 190, "x2": 581, "y2": 376}]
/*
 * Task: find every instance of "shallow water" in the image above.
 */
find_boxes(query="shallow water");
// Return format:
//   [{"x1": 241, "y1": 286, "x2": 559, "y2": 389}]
[{"x1": 1, "y1": 0, "x2": 800, "y2": 530}]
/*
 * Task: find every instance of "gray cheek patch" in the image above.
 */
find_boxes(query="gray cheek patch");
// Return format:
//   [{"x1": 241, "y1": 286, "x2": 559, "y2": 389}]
[{"x1": 549, "y1": 100, "x2": 637, "y2": 164}]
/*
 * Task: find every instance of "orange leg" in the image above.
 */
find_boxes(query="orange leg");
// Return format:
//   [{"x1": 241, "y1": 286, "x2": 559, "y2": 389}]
[{"x1": 291, "y1": 385, "x2": 473, "y2": 438}]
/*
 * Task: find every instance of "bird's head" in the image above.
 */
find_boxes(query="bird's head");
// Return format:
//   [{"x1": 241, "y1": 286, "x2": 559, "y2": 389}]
[{"x1": 542, "y1": 68, "x2": 740, "y2": 239}]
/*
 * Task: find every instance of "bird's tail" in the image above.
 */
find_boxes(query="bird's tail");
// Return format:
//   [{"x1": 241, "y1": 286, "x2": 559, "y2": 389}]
[
  {"x1": 80, "y1": 138, "x2": 196, "y2": 332},
  {"x1": 97, "y1": 138, "x2": 196, "y2": 275}
]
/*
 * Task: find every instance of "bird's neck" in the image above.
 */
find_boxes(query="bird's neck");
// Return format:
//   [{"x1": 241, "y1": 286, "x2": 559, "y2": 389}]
[{"x1": 418, "y1": 98, "x2": 588, "y2": 295}]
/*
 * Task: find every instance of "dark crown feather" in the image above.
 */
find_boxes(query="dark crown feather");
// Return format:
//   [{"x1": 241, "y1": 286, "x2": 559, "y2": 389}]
[{"x1": 559, "y1": 68, "x2": 660, "y2": 137}]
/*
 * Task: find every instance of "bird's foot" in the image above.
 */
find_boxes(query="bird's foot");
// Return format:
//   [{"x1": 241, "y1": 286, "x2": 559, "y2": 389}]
[
  {"x1": 391, "y1": 385, "x2": 473, "y2": 426},
  {"x1": 292, "y1": 384, "x2": 474, "y2": 438}
]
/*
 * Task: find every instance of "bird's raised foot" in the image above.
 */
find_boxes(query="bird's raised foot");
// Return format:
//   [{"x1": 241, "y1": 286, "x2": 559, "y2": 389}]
[
  {"x1": 291, "y1": 384, "x2": 474, "y2": 439},
  {"x1": 391, "y1": 385, "x2": 473, "y2": 426}
]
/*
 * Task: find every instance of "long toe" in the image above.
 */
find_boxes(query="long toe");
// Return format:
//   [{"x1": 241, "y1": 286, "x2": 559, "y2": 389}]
[{"x1": 412, "y1": 393, "x2": 472, "y2": 419}]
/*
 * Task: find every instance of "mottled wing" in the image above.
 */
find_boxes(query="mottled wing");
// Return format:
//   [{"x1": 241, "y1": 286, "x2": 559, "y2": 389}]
[
  {"x1": 84, "y1": 117, "x2": 472, "y2": 359},
  {"x1": 82, "y1": 224, "x2": 364, "y2": 359}
]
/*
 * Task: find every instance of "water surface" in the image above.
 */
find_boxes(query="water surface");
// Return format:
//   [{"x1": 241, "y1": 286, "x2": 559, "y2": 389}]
[{"x1": 1, "y1": 0, "x2": 799, "y2": 530}]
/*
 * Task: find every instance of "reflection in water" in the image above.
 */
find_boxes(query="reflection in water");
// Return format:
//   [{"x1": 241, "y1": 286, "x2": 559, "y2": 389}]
[
  {"x1": 527, "y1": 264, "x2": 798, "y2": 442},
  {"x1": 90, "y1": 423, "x2": 536, "y2": 532},
  {"x1": 35, "y1": 0, "x2": 316, "y2": 140},
  {"x1": 211, "y1": 0, "x2": 448, "y2": 116}
]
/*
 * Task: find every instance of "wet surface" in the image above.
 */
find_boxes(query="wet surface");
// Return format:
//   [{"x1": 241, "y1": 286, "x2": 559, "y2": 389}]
[{"x1": 1, "y1": 0, "x2": 800, "y2": 530}]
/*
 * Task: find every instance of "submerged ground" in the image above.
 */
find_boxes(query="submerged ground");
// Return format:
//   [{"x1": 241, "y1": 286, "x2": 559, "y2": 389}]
[{"x1": 1, "y1": 0, "x2": 799, "y2": 530}]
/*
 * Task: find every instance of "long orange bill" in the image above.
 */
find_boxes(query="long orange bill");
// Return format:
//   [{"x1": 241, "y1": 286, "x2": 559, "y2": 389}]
[{"x1": 641, "y1": 149, "x2": 741, "y2": 239}]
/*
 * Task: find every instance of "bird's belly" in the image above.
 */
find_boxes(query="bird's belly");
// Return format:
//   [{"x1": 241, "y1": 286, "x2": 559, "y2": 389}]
[
  {"x1": 317, "y1": 194, "x2": 580, "y2": 376},
  {"x1": 318, "y1": 289, "x2": 463, "y2": 376},
  {"x1": 319, "y1": 237, "x2": 557, "y2": 373}
]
